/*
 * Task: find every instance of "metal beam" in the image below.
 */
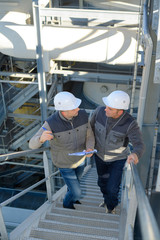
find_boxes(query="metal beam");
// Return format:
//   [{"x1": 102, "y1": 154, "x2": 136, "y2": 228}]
[
  {"x1": 51, "y1": 69, "x2": 141, "y2": 83},
  {"x1": 8, "y1": 113, "x2": 41, "y2": 120},
  {"x1": 40, "y1": 7, "x2": 139, "y2": 26},
  {"x1": 0, "y1": 71, "x2": 37, "y2": 79}
]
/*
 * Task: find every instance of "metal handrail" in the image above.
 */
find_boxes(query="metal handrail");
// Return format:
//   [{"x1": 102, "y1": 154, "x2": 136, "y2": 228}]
[
  {"x1": 0, "y1": 148, "x2": 60, "y2": 240},
  {"x1": 0, "y1": 169, "x2": 59, "y2": 208},
  {"x1": 131, "y1": 164, "x2": 160, "y2": 240},
  {"x1": 120, "y1": 163, "x2": 160, "y2": 240},
  {"x1": 0, "y1": 147, "x2": 48, "y2": 162},
  {"x1": 0, "y1": 148, "x2": 92, "y2": 239}
]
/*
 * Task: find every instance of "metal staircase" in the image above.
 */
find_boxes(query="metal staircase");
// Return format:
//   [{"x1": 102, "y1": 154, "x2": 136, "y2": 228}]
[
  {"x1": 7, "y1": 85, "x2": 39, "y2": 113},
  {"x1": 10, "y1": 166, "x2": 120, "y2": 240},
  {"x1": 0, "y1": 149, "x2": 159, "y2": 240}
]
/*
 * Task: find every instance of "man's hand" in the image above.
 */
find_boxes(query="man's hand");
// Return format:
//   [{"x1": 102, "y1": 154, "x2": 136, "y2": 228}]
[
  {"x1": 39, "y1": 130, "x2": 53, "y2": 143},
  {"x1": 84, "y1": 148, "x2": 94, "y2": 157},
  {"x1": 127, "y1": 153, "x2": 139, "y2": 165}
]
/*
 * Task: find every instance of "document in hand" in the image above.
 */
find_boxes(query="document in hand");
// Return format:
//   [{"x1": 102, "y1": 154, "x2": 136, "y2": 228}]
[{"x1": 68, "y1": 149, "x2": 97, "y2": 156}]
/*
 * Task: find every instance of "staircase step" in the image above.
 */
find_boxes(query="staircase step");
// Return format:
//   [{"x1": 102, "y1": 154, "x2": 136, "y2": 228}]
[
  {"x1": 58, "y1": 198, "x2": 103, "y2": 207},
  {"x1": 51, "y1": 205, "x2": 119, "y2": 221},
  {"x1": 55, "y1": 202, "x2": 107, "y2": 214},
  {"x1": 30, "y1": 228, "x2": 118, "y2": 240},
  {"x1": 81, "y1": 187, "x2": 101, "y2": 193},
  {"x1": 38, "y1": 219, "x2": 119, "y2": 238},
  {"x1": 81, "y1": 193, "x2": 103, "y2": 201},
  {"x1": 80, "y1": 183, "x2": 100, "y2": 190},
  {"x1": 80, "y1": 198, "x2": 103, "y2": 206},
  {"x1": 80, "y1": 179, "x2": 97, "y2": 184},
  {"x1": 46, "y1": 212, "x2": 119, "y2": 228},
  {"x1": 81, "y1": 190, "x2": 103, "y2": 197},
  {"x1": 10, "y1": 167, "x2": 121, "y2": 239},
  {"x1": 74, "y1": 203, "x2": 120, "y2": 215}
]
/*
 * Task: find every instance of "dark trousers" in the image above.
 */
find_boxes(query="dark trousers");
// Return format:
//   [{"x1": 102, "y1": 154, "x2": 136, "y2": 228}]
[{"x1": 95, "y1": 154, "x2": 126, "y2": 211}]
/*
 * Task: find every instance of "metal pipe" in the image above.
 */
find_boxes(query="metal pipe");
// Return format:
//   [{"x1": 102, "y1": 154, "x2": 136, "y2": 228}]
[
  {"x1": 0, "y1": 71, "x2": 37, "y2": 78},
  {"x1": 79, "y1": 0, "x2": 83, "y2": 9},
  {"x1": 0, "y1": 83, "x2": 7, "y2": 117},
  {"x1": 130, "y1": 1, "x2": 143, "y2": 115},
  {"x1": 147, "y1": 125, "x2": 158, "y2": 197},
  {"x1": 131, "y1": 164, "x2": 160, "y2": 240},
  {"x1": 0, "y1": 161, "x2": 44, "y2": 168},
  {"x1": 33, "y1": 0, "x2": 48, "y2": 123},
  {"x1": 137, "y1": 0, "x2": 153, "y2": 129},
  {"x1": 0, "y1": 79, "x2": 52, "y2": 85},
  {"x1": 0, "y1": 207, "x2": 8, "y2": 240},
  {"x1": 0, "y1": 170, "x2": 59, "y2": 207},
  {"x1": 0, "y1": 148, "x2": 48, "y2": 162}
]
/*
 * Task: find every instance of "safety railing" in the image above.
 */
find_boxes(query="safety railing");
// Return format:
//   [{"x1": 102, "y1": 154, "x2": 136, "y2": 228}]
[
  {"x1": 0, "y1": 148, "x2": 60, "y2": 240},
  {"x1": 0, "y1": 147, "x2": 92, "y2": 240},
  {"x1": 119, "y1": 162, "x2": 160, "y2": 240}
]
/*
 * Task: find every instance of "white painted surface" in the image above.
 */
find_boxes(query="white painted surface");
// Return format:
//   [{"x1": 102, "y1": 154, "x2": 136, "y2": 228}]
[
  {"x1": 83, "y1": 82, "x2": 140, "y2": 108},
  {"x1": 0, "y1": 23, "x2": 141, "y2": 68}
]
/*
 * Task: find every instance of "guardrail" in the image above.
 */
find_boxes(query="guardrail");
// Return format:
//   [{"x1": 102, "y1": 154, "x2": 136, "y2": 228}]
[
  {"x1": 0, "y1": 148, "x2": 59, "y2": 240},
  {"x1": 119, "y1": 163, "x2": 160, "y2": 240},
  {"x1": 0, "y1": 147, "x2": 92, "y2": 240}
]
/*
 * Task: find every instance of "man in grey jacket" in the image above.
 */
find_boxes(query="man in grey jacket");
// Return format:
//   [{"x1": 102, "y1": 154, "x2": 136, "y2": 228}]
[
  {"x1": 90, "y1": 90, "x2": 145, "y2": 214},
  {"x1": 29, "y1": 91, "x2": 95, "y2": 209}
]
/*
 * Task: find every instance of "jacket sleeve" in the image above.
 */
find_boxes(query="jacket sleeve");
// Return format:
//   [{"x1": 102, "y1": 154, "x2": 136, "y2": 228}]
[
  {"x1": 29, "y1": 121, "x2": 51, "y2": 149},
  {"x1": 86, "y1": 121, "x2": 95, "y2": 149},
  {"x1": 90, "y1": 106, "x2": 101, "y2": 132},
  {"x1": 127, "y1": 120, "x2": 145, "y2": 159}
]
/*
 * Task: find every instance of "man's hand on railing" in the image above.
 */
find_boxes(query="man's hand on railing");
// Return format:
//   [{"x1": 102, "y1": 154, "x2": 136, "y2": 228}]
[{"x1": 127, "y1": 153, "x2": 139, "y2": 165}]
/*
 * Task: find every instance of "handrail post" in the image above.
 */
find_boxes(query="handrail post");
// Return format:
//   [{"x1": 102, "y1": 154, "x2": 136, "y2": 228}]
[
  {"x1": 124, "y1": 186, "x2": 137, "y2": 240},
  {"x1": 119, "y1": 164, "x2": 134, "y2": 240},
  {"x1": 43, "y1": 151, "x2": 54, "y2": 202},
  {"x1": 0, "y1": 207, "x2": 8, "y2": 240}
]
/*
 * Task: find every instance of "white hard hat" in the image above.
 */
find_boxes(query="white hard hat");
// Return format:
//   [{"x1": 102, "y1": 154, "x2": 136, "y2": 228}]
[
  {"x1": 54, "y1": 91, "x2": 81, "y2": 110},
  {"x1": 102, "y1": 90, "x2": 130, "y2": 110}
]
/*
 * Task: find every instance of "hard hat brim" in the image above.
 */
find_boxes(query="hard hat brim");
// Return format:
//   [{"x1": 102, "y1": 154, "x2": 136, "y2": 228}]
[
  {"x1": 102, "y1": 97, "x2": 111, "y2": 107},
  {"x1": 55, "y1": 98, "x2": 81, "y2": 111}
]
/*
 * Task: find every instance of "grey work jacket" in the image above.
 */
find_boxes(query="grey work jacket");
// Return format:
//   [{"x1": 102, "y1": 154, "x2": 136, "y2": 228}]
[
  {"x1": 29, "y1": 110, "x2": 95, "y2": 168},
  {"x1": 90, "y1": 106, "x2": 145, "y2": 162}
]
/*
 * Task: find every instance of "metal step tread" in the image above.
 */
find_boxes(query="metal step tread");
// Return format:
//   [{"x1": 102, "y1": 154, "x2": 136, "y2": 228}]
[
  {"x1": 81, "y1": 191, "x2": 103, "y2": 197},
  {"x1": 81, "y1": 194, "x2": 103, "y2": 200},
  {"x1": 38, "y1": 219, "x2": 119, "y2": 237},
  {"x1": 80, "y1": 179, "x2": 97, "y2": 184},
  {"x1": 51, "y1": 205, "x2": 120, "y2": 220},
  {"x1": 55, "y1": 202, "x2": 120, "y2": 215},
  {"x1": 59, "y1": 197, "x2": 103, "y2": 205},
  {"x1": 80, "y1": 185, "x2": 101, "y2": 191},
  {"x1": 45, "y1": 213, "x2": 118, "y2": 229},
  {"x1": 30, "y1": 227, "x2": 118, "y2": 240},
  {"x1": 46, "y1": 211, "x2": 119, "y2": 224},
  {"x1": 80, "y1": 183, "x2": 100, "y2": 189}
]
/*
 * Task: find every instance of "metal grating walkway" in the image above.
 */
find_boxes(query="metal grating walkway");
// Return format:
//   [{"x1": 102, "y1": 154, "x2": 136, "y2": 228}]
[{"x1": 23, "y1": 166, "x2": 120, "y2": 240}]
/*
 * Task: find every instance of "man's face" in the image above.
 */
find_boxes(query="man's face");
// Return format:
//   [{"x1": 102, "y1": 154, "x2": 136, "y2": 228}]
[
  {"x1": 105, "y1": 106, "x2": 123, "y2": 119},
  {"x1": 63, "y1": 108, "x2": 80, "y2": 119}
]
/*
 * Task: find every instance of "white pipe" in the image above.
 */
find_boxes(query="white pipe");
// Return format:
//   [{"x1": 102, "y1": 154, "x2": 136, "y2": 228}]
[
  {"x1": 137, "y1": 34, "x2": 153, "y2": 129},
  {"x1": 137, "y1": 1, "x2": 153, "y2": 129}
]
